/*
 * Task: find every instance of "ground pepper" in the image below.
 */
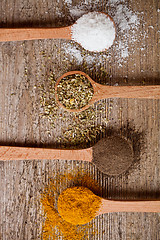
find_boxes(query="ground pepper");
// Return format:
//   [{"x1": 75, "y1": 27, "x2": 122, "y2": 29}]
[{"x1": 58, "y1": 186, "x2": 102, "y2": 225}]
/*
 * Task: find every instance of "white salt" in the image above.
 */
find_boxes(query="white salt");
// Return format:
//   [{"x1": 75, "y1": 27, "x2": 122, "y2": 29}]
[
  {"x1": 69, "y1": 8, "x2": 86, "y2": 18},
  {"x1": 109, "y1": 0, "x2": 125, "y2": 3},
  {"x1": 71, "y1": 12, "x2": 116, "y2": 52},
  {"x1": 121, "y1": 48, "x2": 128, "y2": 58},
  {"x1": 63, "y1": 44, "x2": 83, "y2": 64},
  {"x1": 62, "y1": 0, "x2": 142, "y2": 67}
]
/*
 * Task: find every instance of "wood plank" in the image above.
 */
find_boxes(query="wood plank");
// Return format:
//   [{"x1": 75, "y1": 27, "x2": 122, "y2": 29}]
[{"x1": 0, "y1": 0, "x2": 159, "y2": 239}]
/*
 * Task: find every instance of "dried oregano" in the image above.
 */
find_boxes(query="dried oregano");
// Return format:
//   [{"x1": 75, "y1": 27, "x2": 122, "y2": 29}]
[
  {"x1": 57, "y1": 73, "x2": 93, "y2": 110},
  {"x1": 38, "y1": 71, "x2": 107, "y2": 147}
]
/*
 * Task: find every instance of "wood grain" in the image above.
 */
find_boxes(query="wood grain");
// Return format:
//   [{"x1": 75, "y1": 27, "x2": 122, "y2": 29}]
[{"x1": 0, "y1": 0, "x2": 159, "y2": 240}]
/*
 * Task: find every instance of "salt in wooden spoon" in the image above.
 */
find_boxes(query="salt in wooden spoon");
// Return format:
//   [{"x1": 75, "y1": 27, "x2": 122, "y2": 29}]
[
  {"x1": 58, "y1": 187, "x2": 160, "y2": 225},
  {"x1": 0, "y1": 12, "x2": 116, "y2": 52},
  {"x1": 0, "y1": 136, "x2": 134, "y2": 175},
  {"x1": 55, "y1": 71, "x2": 160, "y2": 113}
]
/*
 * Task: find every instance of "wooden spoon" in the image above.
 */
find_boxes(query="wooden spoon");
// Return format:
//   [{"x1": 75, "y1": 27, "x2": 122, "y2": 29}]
[
  {"x1": 55, "y1": 71, "x2": 160, "y2": 112},
  {"x1": 0, "y1": 136, "x2": 134, "y2": 175},
  {"x1": 98, "y1": 198, "x2": 160, "y2": 215},
  {"x1": 58, "y1": 187, "x2": 160, "y2": 225},
  {"x1": 0, "y1": 12, "x2": 116, "y2": 52}
]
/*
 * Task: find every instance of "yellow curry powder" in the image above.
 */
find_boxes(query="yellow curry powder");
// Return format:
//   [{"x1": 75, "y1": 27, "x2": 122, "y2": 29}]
[
  {"x1": 58, "y1": 186, "x2": 102, "y2": 225},
  {"x1": 41, "y1": 194, "x2": 84, "y2": 240},
  {"x1": 40, "y1": 171, "x2": 102, "y2": 240}
]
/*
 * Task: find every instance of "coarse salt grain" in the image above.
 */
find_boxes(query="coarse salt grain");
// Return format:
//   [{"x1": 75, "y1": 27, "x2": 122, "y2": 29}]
[{"x1": 71, "y1": 12, "x2": 116, "y2": 52}]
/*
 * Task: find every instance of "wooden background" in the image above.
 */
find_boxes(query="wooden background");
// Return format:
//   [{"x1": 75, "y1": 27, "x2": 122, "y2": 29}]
[{"x1": 0, "y1": 0, "x2": 160, "y2": 239}]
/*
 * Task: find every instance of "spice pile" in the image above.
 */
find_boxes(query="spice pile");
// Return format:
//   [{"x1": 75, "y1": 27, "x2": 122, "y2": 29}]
[
  {"x1": 39, "y1": 70, "x2": 107, "y2": 148},
  {"x1": 58, "y1": 186, "x2": 101, "y2": 225},
  {"x1": 57, "y1": 73, "x2": 94, "y2": 109},
  {"x1": 62, "y1": 0, "x2": 142, "y2": 68},
  {"x1": 40, "y1": 171, "x2": 102, "y2": 240},
  {"x1": 71, "y1": 12, "x2": 116, "y2": 52}
]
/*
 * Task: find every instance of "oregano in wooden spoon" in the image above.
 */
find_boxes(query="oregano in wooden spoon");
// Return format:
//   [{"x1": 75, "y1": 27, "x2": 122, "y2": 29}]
[{"x1": 55, "y1": 71, "x2": 160, "y2": 113}]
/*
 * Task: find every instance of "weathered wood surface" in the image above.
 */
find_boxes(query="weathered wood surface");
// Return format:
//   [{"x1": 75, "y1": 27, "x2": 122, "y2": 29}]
[{"x1": 0, "y1": 0, "x2": 160, "y2": 240}]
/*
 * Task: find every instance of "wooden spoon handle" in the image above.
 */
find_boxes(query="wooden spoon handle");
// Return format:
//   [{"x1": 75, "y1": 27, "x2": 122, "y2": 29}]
[
  {"x1": 98, "y1": 199, "x2": 160, "y2": 215},
  {"x1": 0, "y1": 146, "x2": 92, "y2": 161},
  {"x1": 94, "y1": 85, "x2": 160, "y2": 101},
  {"x1": 0, "y1": 27, "x2": 72, "y2": 42}
]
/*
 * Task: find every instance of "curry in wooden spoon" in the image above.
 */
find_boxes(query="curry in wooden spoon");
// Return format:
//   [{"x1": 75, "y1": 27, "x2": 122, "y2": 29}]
[{"x1": 58, "y1": 186, "x2": 160, "y2": 225}]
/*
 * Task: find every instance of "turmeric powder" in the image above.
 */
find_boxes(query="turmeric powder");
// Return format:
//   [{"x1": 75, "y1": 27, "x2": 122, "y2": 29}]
[
  {"x1": 58, "y1": 186, "x2": 102, "y2": 225},
  {"x1": 40, "y1": 171, "x2": 102, "y2": 239},
  {"x1": 41, "y1": 194, "x2": 85, "y2": 240}
]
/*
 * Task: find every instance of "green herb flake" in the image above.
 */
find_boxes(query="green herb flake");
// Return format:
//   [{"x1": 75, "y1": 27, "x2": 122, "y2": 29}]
[{"x1": 57, "y1": 74, "x2": 94, "y2": 110}]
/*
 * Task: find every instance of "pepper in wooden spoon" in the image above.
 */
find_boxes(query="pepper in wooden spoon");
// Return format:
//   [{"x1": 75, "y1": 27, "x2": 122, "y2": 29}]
[
  {"x1": 0, "y1": 136, "x2": 134, "y2": 176},
  {"x1": 0, "y1": 12, "x2": 116, "y2": 52},
  {"x1": 58, "y1": 186, "x2": 160, "y2": 225},
  {"x1": 55, "y1": 71, "x2": 160, "y2": 113}
]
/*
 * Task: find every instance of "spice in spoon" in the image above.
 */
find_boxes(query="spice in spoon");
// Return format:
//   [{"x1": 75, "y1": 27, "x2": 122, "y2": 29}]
[
  {"x1": 41, "y1": 171, "x2": 102, "y2": 239},
  {"x1": 57, "y1": 73, "x2": 94, "y2": 110},
  {"x1": 58, "y1": 186, "x2": 101, "y2": 225},
  {"x1": 38, "y1": 70, "x2": 107, "y2": 147},
  {"x1": 71, "y1": 12, "x2": 116, "y2": 52}
]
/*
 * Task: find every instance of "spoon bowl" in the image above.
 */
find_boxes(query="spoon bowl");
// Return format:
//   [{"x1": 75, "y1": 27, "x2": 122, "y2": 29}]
[
  {"x1": 55, "y1": 71, "x2": 97, "y2": 112},
  {"x1": 55, "y1": 71, "x2": 160, "y2": 113}
]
